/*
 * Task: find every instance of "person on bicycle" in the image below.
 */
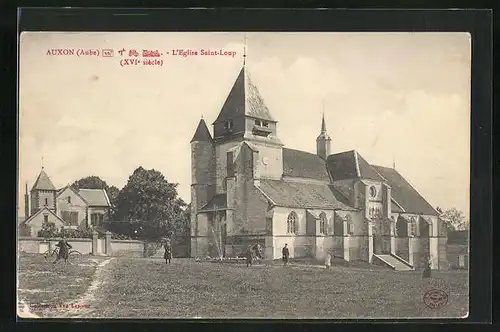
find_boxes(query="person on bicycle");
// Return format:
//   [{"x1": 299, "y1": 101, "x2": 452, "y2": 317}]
[{"x1": 54, "y1": 234, "x2": 72, "y2": 264}]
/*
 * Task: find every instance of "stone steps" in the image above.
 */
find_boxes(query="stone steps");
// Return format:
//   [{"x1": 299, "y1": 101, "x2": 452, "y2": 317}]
[{"x1": 373, "y1": 254, "x2": 414, "y2": 271}]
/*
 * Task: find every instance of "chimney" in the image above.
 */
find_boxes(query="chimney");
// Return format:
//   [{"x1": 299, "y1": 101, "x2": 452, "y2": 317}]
[{"x1": 24, "y1": 182, "x2": 29, "y2": 218}]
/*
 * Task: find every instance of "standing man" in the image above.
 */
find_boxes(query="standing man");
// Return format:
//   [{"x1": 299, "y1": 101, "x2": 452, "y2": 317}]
[
  {"x1": 282, "y1": 243, "x2": 290, "y2": 267},
  {"x1": 53, "y1": 233, "x2": 72, "y2": 265},
  {"x1": 164, "y1": 241, "x2": 172, "y2": 265},
  {"x1": 422, "y1": 257, "x2": 432, "y2": 278},
  {"x1": 245, "y1": 245, "x2": 254, "y2": 267},
  {"x1": 324, "y1": 251, "x2": 332, "y2": 269}
]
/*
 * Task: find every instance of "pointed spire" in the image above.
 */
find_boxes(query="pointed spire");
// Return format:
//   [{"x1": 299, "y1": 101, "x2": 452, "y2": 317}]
[
  {"x1": 191, "y1": 118, "x2": 213, "y2": 143},
  {"x1": 41, "y1": 156, "x2": 44, "y2": 169},
  {"x1": 31, "y1": 168, "x2": 56, "y2": 191},
  {"x1": 213, "y1": 65, "x2": 275, "y2": 125},
  {"x1": 321, "y1": 112, "x2": 327, "y2": 133},
  {"x1": 243, "y1": 34, "x2": 247, "y2": 66},
  {"x1": 393, "y1": 155, "x2": 396, "y2": 169}
]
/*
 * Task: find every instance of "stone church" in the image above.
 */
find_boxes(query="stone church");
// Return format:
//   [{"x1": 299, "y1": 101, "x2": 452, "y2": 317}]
[{"x1": 190, "y1": 64, "x2": 448, "y2": 270}]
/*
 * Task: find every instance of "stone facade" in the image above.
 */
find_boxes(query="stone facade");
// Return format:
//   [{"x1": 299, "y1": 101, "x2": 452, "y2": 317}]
[{"x1": 189, "y1": 65, "x2": 447, "y2": 269}]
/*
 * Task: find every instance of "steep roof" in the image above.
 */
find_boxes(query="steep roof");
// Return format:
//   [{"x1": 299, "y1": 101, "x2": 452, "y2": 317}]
[
  {"x1": 190, "y1": 118, "x2": 213, "y2": 143},
  {"x1": 22, "y1": 206, "x2": 66, "y2": 225},
  {"x1": 326, "y1": 150, "x2": 384, "y2": 181},
  {"x1": 282, "y1": 148, "x2": 330, "y2": 181},
  {"x1": 213, "y1": 66, "x2": 275, "y2": 124},
  {"x1": 258, "y1": 179, "x2": 356, "y2": 210},
  {"x1": 78, "y1": 189, "x2": 111, "y2": 207},
  {"x1": 31, "y1": 168, "x2": 56, "y2": 191},
  {"x1": 199, "y1": 193, "x2": 227, "y2": 212},
  {"x1": 56, "y1": 185, "x2": 89, "y2": 204},
  {"x1": 371, "y1": 165, "x2": 438, "y2": 216}
]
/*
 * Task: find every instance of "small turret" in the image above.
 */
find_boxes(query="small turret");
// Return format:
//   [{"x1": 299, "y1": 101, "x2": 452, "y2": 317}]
[{"x1": 316, "y1": 112, "x2": 332, "y2": 160}]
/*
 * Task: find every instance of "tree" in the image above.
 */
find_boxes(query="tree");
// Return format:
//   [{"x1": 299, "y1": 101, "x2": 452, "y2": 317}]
[
  {"x1": 437, "y1": 207, "x2": 469, "y2": 231},
  {"x1": 113, "y1": 167, "x2": 186, "y2": 241}
]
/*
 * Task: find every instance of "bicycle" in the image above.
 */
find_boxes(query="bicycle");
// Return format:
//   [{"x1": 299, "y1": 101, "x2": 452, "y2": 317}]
[{"x1": 43, "y1": 247, "x2": 83, "y2": 264}]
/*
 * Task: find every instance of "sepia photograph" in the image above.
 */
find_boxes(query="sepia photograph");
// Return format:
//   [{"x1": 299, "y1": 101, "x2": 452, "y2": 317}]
[{"x1": 17, "y1": 31, "x2": 471, "y2": 319}]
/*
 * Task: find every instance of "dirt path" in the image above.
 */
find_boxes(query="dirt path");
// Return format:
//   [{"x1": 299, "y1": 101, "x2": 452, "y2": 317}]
[{"x1": 18, "y1": 258, "x2": 116, "y2": 319}]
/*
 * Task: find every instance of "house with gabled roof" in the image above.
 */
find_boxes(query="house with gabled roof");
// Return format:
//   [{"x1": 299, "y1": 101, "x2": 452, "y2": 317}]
[
  {"x1": 189, "y1": 62, "x2": 448, "y2": 270},
  {"x1": 20, "y1": 168, "x2": 112, "y2": 237}
]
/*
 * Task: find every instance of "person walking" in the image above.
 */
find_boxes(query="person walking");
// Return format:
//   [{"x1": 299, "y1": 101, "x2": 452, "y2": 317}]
[
  {"x1": 282, "y1": 244, "x2": 290, "y2": 267},
  {"x1": 245, "y1": 245, "x2": 254, "y2": 267},
  {"x1": 164, "y1": 242, "x2": 172, "y2": 265},
  {"x1": 422, "y1": 258, "x2": 432, "y2": 278},
  {"x1": 324, "y1": 251, "x2": 332, "y2": 269},
  {"x1": 53, "y1": 234, "x2": 72, "y2": 265}
]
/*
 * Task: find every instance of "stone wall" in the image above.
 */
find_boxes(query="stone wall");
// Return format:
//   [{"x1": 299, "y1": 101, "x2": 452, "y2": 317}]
[{"x1": 18, "y1": 237, "x2": 92, "y2": 254}]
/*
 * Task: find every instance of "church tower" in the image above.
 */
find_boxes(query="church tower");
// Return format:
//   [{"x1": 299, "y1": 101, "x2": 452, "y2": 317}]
[
  {"x1": 190, "y1": 118, "x2": 216, "y2": 253},
  {"x1": 211, "y1": 56, "x2": 284, "y2": 187},
  {"x1": 30, "y1": 167, "x2": 57, "y2": 215},
  {"x1": 316, "y1": 113, "x2": 332, "y2": 160}
]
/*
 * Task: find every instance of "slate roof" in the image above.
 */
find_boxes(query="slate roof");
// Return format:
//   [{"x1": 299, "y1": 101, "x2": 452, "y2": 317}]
[
  {"x1": 282, "y1": 148, "x2": 330, "y2": 181},
  {"x1": 199, "y1": 193, "x2": 227, "y2": 212},
  {"x1": 213, "y1": 66, "x2": 275, "y2": 124},
  {"x1": 31, "y1": 169, "x2": 56, "y2": 191},
  {"x1": 391, "y1": 200, "x2": 404, "y2": 213},
  {"x1": 258, "y1": 179, "x2": 356, "y2": 210},
  {"x1": 190, "y1": 118, "x2": 213, "y2": 143},
  {"x1": 326, "y1": 150, "x2": 384, "y2": 181},
  {"x1": 371, "y1": 165, "x2": 438, "y2": 216},
  {"x1": 78, "y1": 189, "x2": 111, "y2": 207},
  {"x1": 56, "y1": 185, "x2": 88, "y2": 203},
  {"x1": 326, "y1": 151, "x2": 358, "y2": 181},
  {"x1": 357, "y1": 153, "x2": 385, "y2": 181}
]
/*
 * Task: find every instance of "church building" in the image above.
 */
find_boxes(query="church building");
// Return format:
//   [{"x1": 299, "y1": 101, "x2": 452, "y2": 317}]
[{"x1": 190, "y1": 64, "x2": 448, "y2": 270}]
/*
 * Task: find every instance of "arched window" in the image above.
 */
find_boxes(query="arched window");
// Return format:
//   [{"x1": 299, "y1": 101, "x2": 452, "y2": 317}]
[
  {"x1": 287, "y1": 211, "x2": 297, "y2": 234},
  {"x1": 319, "y1": 212, "x2": 327, "y2": 235},
  {"x1": 334, "y1": 214, "x2": 343, "y2": 236},
  {"x1": 44, "y1": 198, "x2": 48, "y2": 206}
]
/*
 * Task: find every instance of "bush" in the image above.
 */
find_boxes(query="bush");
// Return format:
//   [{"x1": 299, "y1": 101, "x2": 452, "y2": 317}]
[{"x1": 38, "y1": 221, "x2": 59, "y2": 239}]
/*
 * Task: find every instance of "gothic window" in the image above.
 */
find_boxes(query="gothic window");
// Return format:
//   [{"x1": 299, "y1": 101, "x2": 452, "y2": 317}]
[
  {"x1": 346, "y1": 215, "x2": 354, "y2": 235},
  {"x1": 319, "y1": 212, "x2": 327, "y2": 235},
  {"x1": 287, "y1": 211, "x2": 297, "y2": 234},
  {"x1": 409, "y1": 217, "x2": 417, "y2": 237},
  {"x1": 67, "y1": 196, "x2": 71, "y2": 204},
  {"x1": 44, "y1": 198, "x2": 48, "y2": 206},
  {"x1": 334, "y1": 214, "x2": 343, "y2": 236},
  {"x1": 369, "y1": 186, "x2": 377, "y2": 198}
]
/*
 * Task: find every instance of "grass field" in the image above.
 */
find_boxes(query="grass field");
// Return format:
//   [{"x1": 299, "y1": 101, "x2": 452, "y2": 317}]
[
  {"x1": 18, "y1": 254, "x2": 468, "y2": 319},
  {"x1": 17, "y1": 253, "x2": 108, "y2": 317}
]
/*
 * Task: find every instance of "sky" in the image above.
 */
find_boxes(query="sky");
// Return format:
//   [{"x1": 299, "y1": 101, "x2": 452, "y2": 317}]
[{"x1": 18, "y1": 32, "x2": 471, "y2": 218}]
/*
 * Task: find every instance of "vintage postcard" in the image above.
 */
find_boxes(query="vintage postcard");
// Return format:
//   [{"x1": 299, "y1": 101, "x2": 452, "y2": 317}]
[{"x1": 17, "y1": 31, "x2": 470, "y2": 319}]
